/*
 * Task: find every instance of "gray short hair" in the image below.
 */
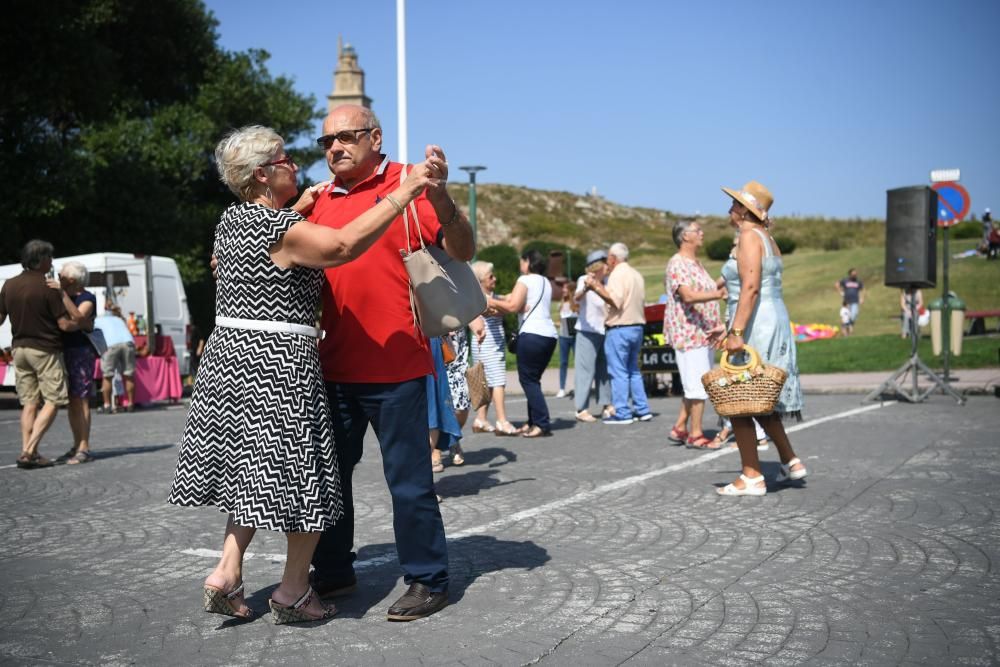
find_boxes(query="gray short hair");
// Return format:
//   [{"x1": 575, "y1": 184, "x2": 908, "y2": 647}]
[
  {"x1": 472, "y1": 260, "x2": 494, "y2": 282},
  {"x1": 59, "y1": 260, "x2": 88, "y2": 285},
  {"x1": 608, "y1": 242, "x2": 629, "y2": 261},
  {"x1": 214, "y1": 125, "x2": 284, "y2": 201},
  {"x1": 672, "y1": 219, "x2": 697, "y2": 248},
  {"x1": 20, "y1": 239, "x2": 54, "y2": 270}
]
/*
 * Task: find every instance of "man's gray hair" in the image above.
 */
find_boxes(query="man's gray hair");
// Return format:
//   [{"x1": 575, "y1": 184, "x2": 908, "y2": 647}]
[
  {"x1": 357, "y1": 107, "x2": 381, "y2": 130},
  {"x1": 214, "y1": 125, "x2": 284, "y2": 201},
  {"x1": 672, "y1": 219, "x2": 698, "y2": 248},
  {"x1": 608, "y1": 242, "x2": 629, "y2": 261},
  {"x1": 472, "y1": 260, "x2": 494, "y2": 282},
  {"x1": 60, "y1": 260, "x2": 88, "y2": 285},
  {"x1": 20, "y1": 239, "x2": 54, "y2": 270}
]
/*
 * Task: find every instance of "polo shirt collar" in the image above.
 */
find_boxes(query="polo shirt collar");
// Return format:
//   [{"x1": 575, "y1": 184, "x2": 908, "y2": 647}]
[{"x1": 329, "y1": 154, "x2": 391, "y2": 195}]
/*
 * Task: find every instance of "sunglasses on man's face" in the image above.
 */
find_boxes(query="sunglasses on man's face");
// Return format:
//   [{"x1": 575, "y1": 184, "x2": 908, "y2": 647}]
[{"x1": 316, "y1": 128, "x2": 373, "y2": 150}]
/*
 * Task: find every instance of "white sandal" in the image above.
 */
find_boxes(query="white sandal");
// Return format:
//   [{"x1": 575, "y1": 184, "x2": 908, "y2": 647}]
[
  {"x1": 776, "y1": 457, "x2": 807, "y2": 482},
  {"x1": 717, "y1": 474, "x2": 767, "y2": 496}
]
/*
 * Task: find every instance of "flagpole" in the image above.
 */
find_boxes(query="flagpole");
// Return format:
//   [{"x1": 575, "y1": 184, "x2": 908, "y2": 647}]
[{"x1": 396, "y1": 0, "x2": 408, "y2": 164}]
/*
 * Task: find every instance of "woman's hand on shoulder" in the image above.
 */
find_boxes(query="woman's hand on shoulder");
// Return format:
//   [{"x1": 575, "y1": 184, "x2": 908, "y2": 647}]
[{"x1": 292, "y1": 181, "x2": 331, "y2": 216}]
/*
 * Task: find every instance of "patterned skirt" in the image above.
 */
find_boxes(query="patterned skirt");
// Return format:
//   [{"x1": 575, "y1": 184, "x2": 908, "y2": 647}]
[{"x1": 167, "y1": 327, "x2": 342, "y2": 532}]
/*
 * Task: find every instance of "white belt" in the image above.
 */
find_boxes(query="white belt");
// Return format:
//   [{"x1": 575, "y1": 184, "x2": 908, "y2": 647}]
[{"x1": 216, "y1": 316, "x2": 325, "y2": 340}]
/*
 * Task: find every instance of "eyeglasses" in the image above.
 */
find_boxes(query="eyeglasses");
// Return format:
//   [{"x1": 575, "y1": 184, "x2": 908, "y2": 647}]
[
  {"x1": 261, "y1": 155, "x2": 295, "y2": 168},
  {"x1": 316, "y1": 128, "x2": 373, "y2": 149}
]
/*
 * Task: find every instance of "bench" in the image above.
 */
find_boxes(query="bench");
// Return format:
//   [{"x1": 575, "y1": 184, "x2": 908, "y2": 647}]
[{"x1": 965, "y1": 310, "x2": 1000, "y2": 336}]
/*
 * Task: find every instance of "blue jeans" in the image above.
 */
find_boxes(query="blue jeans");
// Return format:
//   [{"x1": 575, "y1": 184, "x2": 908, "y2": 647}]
[
  {"x1": 574, "y1": 330, "x2": 609, "y2": 412},
  {"x1": 312, "y1": 378, "x2": 449, "y2": 592},
  {"x1": 848, "y1": 302, "x2": 859, "y2": 324},
  {"x1": 516, "y1": 333, "x2": 557, "y2": 430},
  {"x1": 558, "y1": 335, "x2": 575, "y2": 390},
  {"x1": 604, "y1": 325, "x2": 649, "y2": 419}
]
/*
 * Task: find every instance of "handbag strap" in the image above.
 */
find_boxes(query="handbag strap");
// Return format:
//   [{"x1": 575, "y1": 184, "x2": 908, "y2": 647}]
[
  {"x1": 399, "y1": 164, "x2": 425, "y2": 256},
  {"x1": 516, "y1": 275, "x2": 547, "y2": 335}
]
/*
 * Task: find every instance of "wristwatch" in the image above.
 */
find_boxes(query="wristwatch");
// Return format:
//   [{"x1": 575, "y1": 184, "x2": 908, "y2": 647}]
[{"x1": 730, "y1": 327, "x2": 744, "y2": 337}]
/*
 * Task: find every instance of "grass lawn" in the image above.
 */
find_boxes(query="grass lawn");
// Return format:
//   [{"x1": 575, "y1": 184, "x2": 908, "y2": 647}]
[{"x1": 795, "y1": 333, "x2": 1000, "y2": 373}]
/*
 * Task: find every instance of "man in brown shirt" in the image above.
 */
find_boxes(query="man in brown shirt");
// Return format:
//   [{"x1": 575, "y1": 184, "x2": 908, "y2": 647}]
[
  {"x1": 584, "y1": 242, "x2": 652, "y2": 424},
  {"x1": 0, "y1": 240, "x2": 84, "y2": 469}
]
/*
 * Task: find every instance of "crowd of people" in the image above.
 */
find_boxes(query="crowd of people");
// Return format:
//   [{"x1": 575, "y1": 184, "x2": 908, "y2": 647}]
[
  {"x1": 0, "y1": 242, "x2": 146, "y2": 469},
  {"x1": 3, "y1": 104, "x2": 813, "y2": 626}
]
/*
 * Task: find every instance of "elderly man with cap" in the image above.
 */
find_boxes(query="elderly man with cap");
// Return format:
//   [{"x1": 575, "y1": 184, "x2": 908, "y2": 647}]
[
  {"x1": 584, "y1": 242, "x2": 652, "y2": 425},
  {"x1": 572, "y1": 249, "x2": 613, "y2": 422}
]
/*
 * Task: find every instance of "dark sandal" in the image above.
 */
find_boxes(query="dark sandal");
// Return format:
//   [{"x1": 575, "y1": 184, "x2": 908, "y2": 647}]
[
  {"x1": 66, "y1": 451, "x2": 94, "y2": 465},
  {"x1": 268, "y1": 587, "x2": 337, "y2": 624},
  {"x1": 203, "y1": 582, "x2": 254, "y2": 620},
  {"x1": 16, "y1": 453, "x2": 54, "y2": 469}
]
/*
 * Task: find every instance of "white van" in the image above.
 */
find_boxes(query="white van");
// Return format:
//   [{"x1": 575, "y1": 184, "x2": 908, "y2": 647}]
[{"x1": 1, "y1": 253, "x2": 192, "y2": 379}]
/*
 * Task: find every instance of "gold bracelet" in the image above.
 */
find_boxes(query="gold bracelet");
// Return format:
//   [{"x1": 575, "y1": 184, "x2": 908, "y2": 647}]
[
  {"x1": 730, "y1": 327, "x2": 744, "y2": 337},
  {"x1": 385, "y1": 194, "x2": 405, "y2": 216}
]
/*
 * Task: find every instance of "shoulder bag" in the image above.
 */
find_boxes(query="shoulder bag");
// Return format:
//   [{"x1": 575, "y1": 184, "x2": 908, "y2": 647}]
[
  {"x1": 85, "y1": 328, "x2": 108, "y2": 356},
  {"x1": 399, "y1": 166, "x2": 487, "y2": 337},
  {"x1": 507, "y1": 275, "x2": 546, "y2": 354}
]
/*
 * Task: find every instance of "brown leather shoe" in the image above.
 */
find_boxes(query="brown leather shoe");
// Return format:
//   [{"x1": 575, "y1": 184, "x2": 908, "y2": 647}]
[{"x1": 386, "y1": 583, "x2": 448, "y2": 621}]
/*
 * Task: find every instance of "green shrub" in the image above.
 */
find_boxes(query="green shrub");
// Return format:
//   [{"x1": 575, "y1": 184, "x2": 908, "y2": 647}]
[
  {"x1": 951, "y1": 221, "x2": 983, "y2": 240},
  {"x1": 774, "y1": 236, "x2": 796, "y2": 254},
  {"x1": 705, "y1": 237, "x2": 732, "y2": 261},
  {"x1": 478, "y1": 244, "x2": 519, "y2": 293}
]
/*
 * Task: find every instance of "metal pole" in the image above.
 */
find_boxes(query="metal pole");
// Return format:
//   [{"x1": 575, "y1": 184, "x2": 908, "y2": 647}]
[
  {"x1": 144, "y1": 255, "x2": 155, "y2": 341},
  {"x1": 460, "y1": 165, "x2": 486, "y2": 260},
  {"x1": 396, "y1": 0, "x2": 407, "y2": 163},
  {"x1": 941, "y1": 225, "x2": 951, "y2": 381}
]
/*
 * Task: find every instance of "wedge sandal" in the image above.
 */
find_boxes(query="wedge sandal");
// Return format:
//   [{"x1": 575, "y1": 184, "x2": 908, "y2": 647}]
[
  {"x1": 203, "y1": 581, "x2": 254, "y2": 620},
  {"x1": 268, "y1": 587, "x2": 336, "y2": 624}
]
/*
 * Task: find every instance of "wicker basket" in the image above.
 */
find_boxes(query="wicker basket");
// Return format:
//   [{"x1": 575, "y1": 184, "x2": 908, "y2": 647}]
[{"x1": 701, "y1": 345, "x2": 788, "y2": 417}]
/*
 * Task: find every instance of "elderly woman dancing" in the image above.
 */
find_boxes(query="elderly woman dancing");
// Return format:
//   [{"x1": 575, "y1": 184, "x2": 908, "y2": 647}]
[
  {"x1": 712, "y1": 181, "x2": 807, "y2": 496},
  {"x1": 663, "y1": 220, "x2": 726, "y2": 449},
  {"x1": 167, "y1": 125, "x2": 442, "y2": 623}
]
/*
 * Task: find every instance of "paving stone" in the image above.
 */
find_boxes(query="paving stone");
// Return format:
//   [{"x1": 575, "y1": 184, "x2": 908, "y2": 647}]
[{"x1": 0, "y1": 394, "x2": 997, "y2": 664}]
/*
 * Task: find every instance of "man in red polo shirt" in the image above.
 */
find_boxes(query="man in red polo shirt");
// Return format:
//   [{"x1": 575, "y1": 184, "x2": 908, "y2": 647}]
[{"x1": 309, "y1": 104, "x2": 474, "y2": 621}]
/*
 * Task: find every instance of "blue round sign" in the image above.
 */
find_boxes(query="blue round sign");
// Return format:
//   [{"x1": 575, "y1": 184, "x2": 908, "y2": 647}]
[{"x1": 931, "y1": 182, "x2": 970, "y2": 227}]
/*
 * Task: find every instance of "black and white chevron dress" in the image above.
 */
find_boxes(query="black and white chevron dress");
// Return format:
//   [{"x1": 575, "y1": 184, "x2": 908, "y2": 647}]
[{"x1": 167, "y1": 203, "x2": 342, "y2": 532}]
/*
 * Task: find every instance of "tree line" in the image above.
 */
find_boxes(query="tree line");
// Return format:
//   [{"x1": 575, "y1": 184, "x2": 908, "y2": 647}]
[{"x1": 1, "y1": 0, "x2": 322, "y2": 329}]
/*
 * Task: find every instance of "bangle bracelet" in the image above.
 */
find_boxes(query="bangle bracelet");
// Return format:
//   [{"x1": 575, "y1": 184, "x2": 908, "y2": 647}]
[
  {"x1": 385, "y1": 194, "x2": 405, "y2": 216},
  {"x1": 440, "y1": 200, "x2": 460, "y2": 227}
]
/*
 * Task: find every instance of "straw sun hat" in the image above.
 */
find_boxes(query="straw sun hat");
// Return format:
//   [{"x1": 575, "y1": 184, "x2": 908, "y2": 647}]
[{"x1": 722, "y1": 181, "x2": 773, "y2": 221}]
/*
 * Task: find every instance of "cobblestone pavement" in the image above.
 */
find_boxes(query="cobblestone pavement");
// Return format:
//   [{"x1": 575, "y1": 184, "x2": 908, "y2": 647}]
[{"x1": 0, "y1": 392, "x2": 997, "y2": 666}]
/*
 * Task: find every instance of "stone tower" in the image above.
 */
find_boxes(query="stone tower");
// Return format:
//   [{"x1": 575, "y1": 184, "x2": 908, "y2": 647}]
[{"x1": 327, "y1": 36, "x2": 372, "y2": 112}]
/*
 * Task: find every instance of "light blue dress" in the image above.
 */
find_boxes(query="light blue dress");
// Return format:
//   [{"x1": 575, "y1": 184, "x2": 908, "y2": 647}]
[{"x1": 721, "y1": 228, "x2": 804, "y2": 418}]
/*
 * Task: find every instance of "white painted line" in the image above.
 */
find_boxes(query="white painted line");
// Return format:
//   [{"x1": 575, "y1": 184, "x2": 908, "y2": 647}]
[
  {"x1": 181, "y1": 401, "x2": 895, "y2": 565},
  {"x1": 0, "y1": 464, "x2": 16, "y2": 470}
]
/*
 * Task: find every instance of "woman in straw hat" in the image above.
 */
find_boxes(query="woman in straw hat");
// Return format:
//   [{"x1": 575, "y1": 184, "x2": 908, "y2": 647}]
[{"x1": 710, "y1": 181, "x2": 807, "y2": 496}]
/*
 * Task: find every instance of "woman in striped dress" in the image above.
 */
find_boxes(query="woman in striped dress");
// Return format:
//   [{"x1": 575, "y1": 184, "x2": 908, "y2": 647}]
[{"x1": 470, "y1": 261, "x2": 518, "y2": 436}]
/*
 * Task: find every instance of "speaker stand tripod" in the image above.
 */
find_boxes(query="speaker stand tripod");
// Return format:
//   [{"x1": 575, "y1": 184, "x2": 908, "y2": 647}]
[{"x1": 864, "y1": 295, "x2": 965, "y2": 405}]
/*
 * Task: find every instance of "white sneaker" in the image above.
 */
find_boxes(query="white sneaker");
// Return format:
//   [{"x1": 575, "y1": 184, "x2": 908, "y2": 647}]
[{"x1": 555, "y1": 389, "x2": 567, "y2": 398}]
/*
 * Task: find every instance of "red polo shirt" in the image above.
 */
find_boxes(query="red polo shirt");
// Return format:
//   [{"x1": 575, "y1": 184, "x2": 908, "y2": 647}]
[{"x1": 309, "y1": 156, "x2": 442, "y2": 383}]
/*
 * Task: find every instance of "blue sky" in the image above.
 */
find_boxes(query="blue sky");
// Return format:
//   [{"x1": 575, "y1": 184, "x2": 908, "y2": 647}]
[{"x1": 204, "y1": 0, "x2": 999, "y2": 220}]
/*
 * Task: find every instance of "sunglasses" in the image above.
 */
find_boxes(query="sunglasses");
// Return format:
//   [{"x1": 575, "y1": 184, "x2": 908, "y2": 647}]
[
  {"x1": 316, "y1": 128, "x2": 373, "y2": 150},
  {"x1": 261, "y1": 155, "x2": 295, "y2": 168}
]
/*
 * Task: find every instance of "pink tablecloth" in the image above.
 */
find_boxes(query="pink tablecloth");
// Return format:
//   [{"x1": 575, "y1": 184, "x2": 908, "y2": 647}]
[{"x1": 94, "y1": 356, "x2": 182, "y2": 405}]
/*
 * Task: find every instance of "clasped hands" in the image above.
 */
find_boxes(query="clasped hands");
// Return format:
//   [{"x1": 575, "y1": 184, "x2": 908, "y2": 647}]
[{"x1": 707, "y1": 323, "x2": 745, "y2": 354}]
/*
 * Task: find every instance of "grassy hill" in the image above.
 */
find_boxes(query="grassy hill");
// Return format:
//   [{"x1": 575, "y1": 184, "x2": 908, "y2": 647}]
[{"x1": 451, "y1": 183, "x2": 995, "y2": 337}]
